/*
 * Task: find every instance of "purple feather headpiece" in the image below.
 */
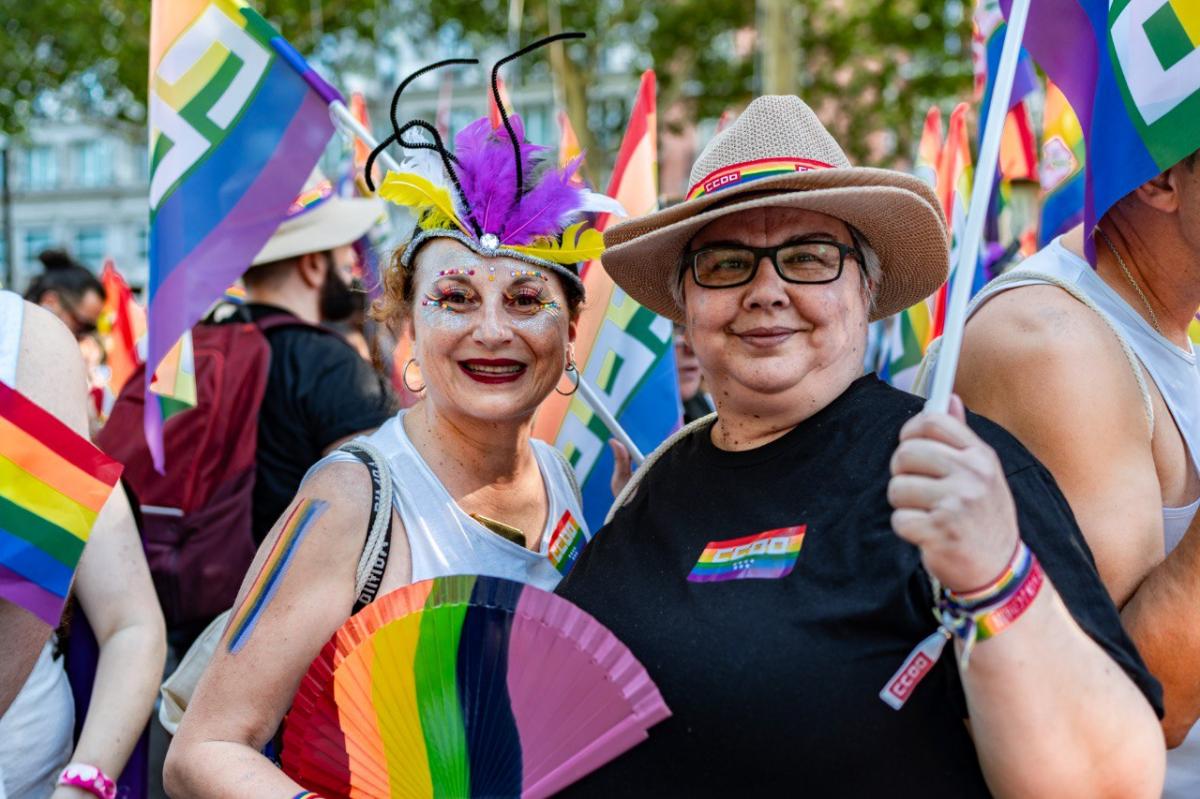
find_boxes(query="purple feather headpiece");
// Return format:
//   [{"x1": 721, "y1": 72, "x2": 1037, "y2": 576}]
[{"x1": 364, "y1": 33, "x2": 625, "y2": 286}]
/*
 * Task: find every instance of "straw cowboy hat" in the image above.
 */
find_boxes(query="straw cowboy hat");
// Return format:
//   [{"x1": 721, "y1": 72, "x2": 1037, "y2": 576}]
[
  {"x1": 602, "y1": 95, "x2": 949, "y2": 322},
  {"x1": 253, "y1": 171, "x2": 385, "y2": 266}
]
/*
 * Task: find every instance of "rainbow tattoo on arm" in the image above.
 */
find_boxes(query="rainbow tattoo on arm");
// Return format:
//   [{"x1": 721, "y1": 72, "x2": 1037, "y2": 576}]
[{"x1": 226, "y1": 498, "x2": 328, "y2": 654}]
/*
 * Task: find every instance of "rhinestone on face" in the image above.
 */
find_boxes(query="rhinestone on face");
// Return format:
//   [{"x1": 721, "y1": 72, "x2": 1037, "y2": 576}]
[{"x1": 480, "y1": 233, "x2": 500, "y2": 250}]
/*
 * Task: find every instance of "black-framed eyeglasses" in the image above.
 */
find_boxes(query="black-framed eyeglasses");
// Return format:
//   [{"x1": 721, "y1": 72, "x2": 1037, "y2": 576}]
[{"x1": 686, "y1": 239, "x2": 863, "y2": 289}]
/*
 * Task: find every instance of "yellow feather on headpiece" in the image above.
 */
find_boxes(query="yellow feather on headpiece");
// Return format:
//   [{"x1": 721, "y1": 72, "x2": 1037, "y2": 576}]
[
  {"x1": 378, "y1": 171, "x2": 468, "y2": 234},
  {"x1": 510, "y1": 222, "x2": 605, "y2": 264}
]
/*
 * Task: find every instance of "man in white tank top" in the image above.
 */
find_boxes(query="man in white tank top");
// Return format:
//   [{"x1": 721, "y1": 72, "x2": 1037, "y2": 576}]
[{"x1": 953, "y1": 151, "x2": 1200, "y2": 793}]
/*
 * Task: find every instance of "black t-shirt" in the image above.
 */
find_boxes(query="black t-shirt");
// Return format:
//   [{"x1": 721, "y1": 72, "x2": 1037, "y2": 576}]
[
  {"x1": 556, "y1": 375, "x2": 1161, "y2": 797},
  {"x1": 226, "y1": 304, "x2": 396, "y2": 542}
]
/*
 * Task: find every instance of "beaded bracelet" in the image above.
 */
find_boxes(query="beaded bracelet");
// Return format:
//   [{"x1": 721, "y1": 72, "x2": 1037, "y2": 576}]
[
  {"x1": 57, "y1": 764, "x2": 116, "y2": 799},
  {"x1": 879, "y1": 541, "x2": 1044, "y2": 710}
]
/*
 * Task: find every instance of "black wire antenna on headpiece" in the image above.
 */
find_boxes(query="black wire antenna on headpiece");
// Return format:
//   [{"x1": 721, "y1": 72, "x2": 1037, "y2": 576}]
[
  {"x1": 491, "y1": 31, "x2": 587, "y2": 208},
  {"x1": 367, "y1": 32, "x2": 588, "y2": 240},
  {"x1": 363, "y1": 58, "x2": 477, "y2": 192}
]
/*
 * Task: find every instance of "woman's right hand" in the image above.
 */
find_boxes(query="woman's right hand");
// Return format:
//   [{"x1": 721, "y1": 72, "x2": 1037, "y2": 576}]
[{"x1": 887, "y1": 394, "x2": 1021, "y2": 593}]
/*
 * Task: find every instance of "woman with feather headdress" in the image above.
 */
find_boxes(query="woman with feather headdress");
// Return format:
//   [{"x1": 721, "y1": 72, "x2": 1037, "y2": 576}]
[{"x1": 165, "y1": 35, "x2": 634, "y2": 798}]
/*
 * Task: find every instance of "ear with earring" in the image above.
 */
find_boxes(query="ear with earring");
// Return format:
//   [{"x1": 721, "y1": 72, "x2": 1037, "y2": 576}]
[
  {"x1": 555, "y1": 348, "x2": 579, "y2": 396},
  {"x1": 402, "y1": 358, "x2": 425, "y2": 393}
]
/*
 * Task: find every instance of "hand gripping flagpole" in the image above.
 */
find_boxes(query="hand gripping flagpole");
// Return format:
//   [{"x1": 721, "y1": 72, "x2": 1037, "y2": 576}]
[
  {"x1": 924, "y1": 0, "x2": 1032, "y2": 414},
  {"x1": 328, "y1": 101, "x2": 647, "y2": 465}
]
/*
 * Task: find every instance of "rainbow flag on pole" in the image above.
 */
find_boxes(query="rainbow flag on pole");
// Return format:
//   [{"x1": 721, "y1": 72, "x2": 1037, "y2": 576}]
[
  {"x1": 0, "y1": 382, "x2": 123, "y2": 625},
  {"x1": 533, "y1": 71, "x2": 681, "y2": 531},
  {"x1": 1003, "y1": 0, "x2": 1200, "y2": 260},
  {"x1": 146, "y1": 0, "x2": 339, "y2": 469}
]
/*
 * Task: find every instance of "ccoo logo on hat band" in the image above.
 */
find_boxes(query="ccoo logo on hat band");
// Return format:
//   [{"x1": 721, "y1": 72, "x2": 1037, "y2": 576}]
[{"x1": 685, "y1": 157, "x2": 834, "y2": 201}]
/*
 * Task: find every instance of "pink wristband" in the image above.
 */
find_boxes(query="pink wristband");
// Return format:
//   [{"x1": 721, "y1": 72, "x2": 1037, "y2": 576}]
[{"x1": 57, "y1": 764, "x2": 116, "y2": 799}]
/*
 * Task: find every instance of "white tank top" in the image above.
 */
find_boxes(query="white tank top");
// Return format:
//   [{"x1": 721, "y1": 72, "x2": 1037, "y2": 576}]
[
  {"x1": 305, "y1": 409, "x2": 590, "y2": 592},
  {"x1": 958, "y1": 239, "x2": 1200, "y2": 553},
  {"x1": 951, "y1": 242, "x2": 1200, "y2": 796},
  {"x1": 0, "y1": 290, "x2": 76, "y2": 799}
]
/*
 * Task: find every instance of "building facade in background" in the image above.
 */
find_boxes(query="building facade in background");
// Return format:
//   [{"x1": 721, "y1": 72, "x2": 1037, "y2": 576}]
[{"x1": 4, "y1": 120, "x2": 149, "y2": 292}]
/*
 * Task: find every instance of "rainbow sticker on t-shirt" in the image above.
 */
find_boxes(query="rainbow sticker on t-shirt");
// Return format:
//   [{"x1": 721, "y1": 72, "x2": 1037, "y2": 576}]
[
  {"x1": 687, "y1": 525, "x2": 806, "y2": 583},
  {"x1": 548, "y1": 509, "x2": 586, "y2": 576}
]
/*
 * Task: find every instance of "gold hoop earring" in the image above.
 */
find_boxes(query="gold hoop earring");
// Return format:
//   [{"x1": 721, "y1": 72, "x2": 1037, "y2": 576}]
[
  {"x1": 402, "y1": 358, "x2": 425, "y2": 393},
  {"x1": 555, "y1": 359, "x2": 579, "y2": 396}
]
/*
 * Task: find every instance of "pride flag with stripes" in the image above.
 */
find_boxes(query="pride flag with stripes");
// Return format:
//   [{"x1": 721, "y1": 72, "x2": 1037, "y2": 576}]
[
  {"x1": 0, "y1": 382, "x2": 123, "y2": 625},
  {"x1": 146, "y1": 0, "x2": 338, "y2": 468},
  {"x1": 1003, "y1": 0, "x2": 1200, "y2": 260},
  {"x1": 532, "y1": 71, "x2": 681, "y2": 532}
]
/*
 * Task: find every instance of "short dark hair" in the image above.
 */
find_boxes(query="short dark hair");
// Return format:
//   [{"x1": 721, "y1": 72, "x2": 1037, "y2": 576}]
[
  {"x1": 23, "y1": 249, "x2": 105, "y2": 305},
  {"x1": 243, "y1": 255, "x2": 303, "y2": 289},
  {"x1": 1186, "y1": 150, "x2": 1198, "y2": 171}
]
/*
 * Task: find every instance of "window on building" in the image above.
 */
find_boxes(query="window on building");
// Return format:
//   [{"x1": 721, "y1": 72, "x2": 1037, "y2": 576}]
[
  {"x1": 74, "y1": 140, "x2": 113, "y2": 187},
  {"x1": 23, "y1": 146, "x2": 57, "y2": 190},
  {"x1": 23, "y1": 228, "x2": 54, "y2": 274},
  {"x1": 74, "y1": 227, "x2": 106, "y2": 269},
  {"x1": 136, "y1": 226, "x2": 148, "y2": 262}
]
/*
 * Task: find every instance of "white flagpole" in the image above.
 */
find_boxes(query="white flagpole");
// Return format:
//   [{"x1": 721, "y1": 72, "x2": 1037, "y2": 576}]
[
  {"x1": 574, "y1": 375, "x2": 646, "y2": 465},
  {"x1": 329, "y1": 100, "x2": 402, "y2": 173},
  {"x1": 329, "y1": 99, "x2": 648, "y2": 465},
  {"x1": 924, "y1": 0, "x2": 1033, "y2": 414}
]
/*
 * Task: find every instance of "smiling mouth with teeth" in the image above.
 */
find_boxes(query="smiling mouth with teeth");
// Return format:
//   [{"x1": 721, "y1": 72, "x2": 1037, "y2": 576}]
[{"x1": 459, "y1": 359, "x2": 528, "y2": 383}]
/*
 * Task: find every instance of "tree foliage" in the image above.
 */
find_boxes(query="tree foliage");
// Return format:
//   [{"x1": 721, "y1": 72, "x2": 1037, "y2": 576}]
[
  {"x1": 404, "y1": 0, "x2": 974, "y2": 167},
  {"x1": 0, "y1": 0, "x2": 973, "y2": 169},
  {"x1": 0, "y1": 0, "x2": 382, "y2": 136}
]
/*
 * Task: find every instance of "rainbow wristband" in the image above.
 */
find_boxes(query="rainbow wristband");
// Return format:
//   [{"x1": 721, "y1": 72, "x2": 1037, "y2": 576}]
[
  {"x1": 949, "y1": 541, "x2": 1033, "y2": 607},
  {"x1": 973, "y1": 558, "x2": 1044, "y2": 641},
  {"x1": 937, "y1": 541, "x2": 1043, "y2": 663},
  {"x1": 880, "y1": 541, "x2": 1044, "y2": 711},
  {"x1": 293, "y1": 792, "x2": 323, "y2": 799}
]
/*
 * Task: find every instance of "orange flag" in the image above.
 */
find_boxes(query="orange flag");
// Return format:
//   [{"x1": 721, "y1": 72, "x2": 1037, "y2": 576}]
[
  {"x1": 98, "y1": 260, "x2": 145, "y2": 396},
  {"x1": 488, "y1": 76, "x2": 514, "y2": 130}
]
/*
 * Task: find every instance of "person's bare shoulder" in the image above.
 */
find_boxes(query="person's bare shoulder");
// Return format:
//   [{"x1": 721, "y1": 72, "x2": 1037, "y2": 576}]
[
  {"x1": 958, "y1": 282, "x2": 1161, "y2": 605},
  {"x1": 959, "y1": 283, "x2": 1146, "y2": 428},
  {"x1": 15, "y1": 300, "x2": 89, "y2": 435}
]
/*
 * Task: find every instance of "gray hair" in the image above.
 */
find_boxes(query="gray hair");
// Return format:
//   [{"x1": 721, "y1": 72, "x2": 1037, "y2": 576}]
[{"x1": 670, "y1": 223, "x2": 883, "y2": 315}]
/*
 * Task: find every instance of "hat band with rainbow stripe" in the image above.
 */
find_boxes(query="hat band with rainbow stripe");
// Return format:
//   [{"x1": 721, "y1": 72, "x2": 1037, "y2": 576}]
[{"x1": 685, "y1": 157, "x2": 833, "y2": 201}]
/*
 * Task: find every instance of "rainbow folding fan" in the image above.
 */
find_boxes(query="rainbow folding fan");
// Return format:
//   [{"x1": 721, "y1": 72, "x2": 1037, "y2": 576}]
[{"x1": 281, "y1": 575, "x2": 670, "y2": 798}]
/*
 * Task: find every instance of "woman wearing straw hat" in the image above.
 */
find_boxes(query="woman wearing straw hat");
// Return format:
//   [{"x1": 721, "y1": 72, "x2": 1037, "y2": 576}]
[{"x1": 555, "y1": 95, "x2": 1164, "y2": 797}]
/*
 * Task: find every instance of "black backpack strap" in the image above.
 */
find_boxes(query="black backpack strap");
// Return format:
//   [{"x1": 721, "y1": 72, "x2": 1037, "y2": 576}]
[{"x1": 339, "y1": 440, "x2": 393, "y2": 612}]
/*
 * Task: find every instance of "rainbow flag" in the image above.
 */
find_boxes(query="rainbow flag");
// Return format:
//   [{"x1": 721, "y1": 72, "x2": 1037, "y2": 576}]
[
  {"x1": 98, "y1": 260, "x2": 146, "y2": 397},
  {"x1": 533, "y1": 71, "x2": 681, "y2": 532},
  {"x1": 1003, "y1": 0, "x2": 1200, "y2": 260},
  {"x1": 932, "y1": 104, "x2": 984, "y2": 337},
  {"x1": 687, "y1": 526, "x2": 806, "y2": 583},
  {"x1": 150, "y1": 330, "x2": 197, "y2": 422},
  {"x1": 0, "y1": 382, "x2": 123, "y2": 625},
  {"x1": 1039, "y1": 80, "x2": 1087, "y2": 246},
  {"x1": 880, "y1": 107, "x2": 941, "y2": 390},
  {"x1": 146, "y1": 0, "x2": 339, "y2": 469}
]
